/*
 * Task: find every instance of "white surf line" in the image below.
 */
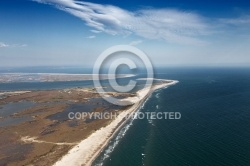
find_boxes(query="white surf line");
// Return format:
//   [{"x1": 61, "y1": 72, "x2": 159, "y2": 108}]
[
  {"x1": 52, "y1": 80, "x2": 179, "y2": 166},
  {"x1": 21, "y1": 136, "x2": 77, "y2": 146}
]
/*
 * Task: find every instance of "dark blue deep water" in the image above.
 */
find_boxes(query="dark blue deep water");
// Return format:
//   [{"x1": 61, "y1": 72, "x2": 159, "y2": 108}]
[{"x1": 93, "y1": 67, "x2": 250, "y2": 166}]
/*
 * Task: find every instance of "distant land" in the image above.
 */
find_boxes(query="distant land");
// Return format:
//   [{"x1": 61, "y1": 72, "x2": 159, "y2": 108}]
[{"x1": 0, "y1": 73, "x2": 134, "y2": 83}]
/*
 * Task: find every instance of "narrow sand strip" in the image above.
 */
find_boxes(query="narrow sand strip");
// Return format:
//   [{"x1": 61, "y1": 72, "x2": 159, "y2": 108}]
[
  {"x1": 53, "y1": 80, "x2": 178, "y2": 166},
  {"x1": 21, "y1": 136, "x2": 77, "y2": 146}
]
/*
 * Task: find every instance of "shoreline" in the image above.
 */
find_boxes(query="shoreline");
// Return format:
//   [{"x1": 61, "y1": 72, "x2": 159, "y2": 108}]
[
  {"x1": 53, "y1": 79, "x2": 179, "y2": 166},
  {"x1": 0, "y1": 73, "x2": 135, "y2": 83}
]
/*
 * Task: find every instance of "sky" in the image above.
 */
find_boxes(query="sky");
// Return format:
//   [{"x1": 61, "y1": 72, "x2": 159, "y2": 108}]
[{"x1": 1, "y1": 0, "x2": 250, "y2": 67}]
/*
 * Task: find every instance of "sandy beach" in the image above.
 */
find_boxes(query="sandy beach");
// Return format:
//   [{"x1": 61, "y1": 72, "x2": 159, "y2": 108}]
[{"x1": 52, "y1": 79, "x2": 178, "y2": 166}]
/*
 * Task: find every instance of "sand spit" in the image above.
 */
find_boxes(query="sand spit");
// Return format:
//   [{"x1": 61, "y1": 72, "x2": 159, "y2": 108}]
[{"x1": 53, "y1": 80, "x2": 178, "y2": 166}]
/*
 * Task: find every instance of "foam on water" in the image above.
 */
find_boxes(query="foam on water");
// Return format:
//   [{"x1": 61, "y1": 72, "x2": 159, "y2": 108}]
[
  {"x1": 94, "y1": 119, "x2": 133, "y2": 166},
  {"x1": 155, "y1": 93, "x2": 160, "y2": 98},
  {"x1": 93, "y1": 94, "x2": 151, "y2": 166}
]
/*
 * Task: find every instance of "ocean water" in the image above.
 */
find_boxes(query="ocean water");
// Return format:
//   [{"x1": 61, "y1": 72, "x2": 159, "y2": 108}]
[{"x1": 93, "y1": 67, "x2": 250, "y2": 166}]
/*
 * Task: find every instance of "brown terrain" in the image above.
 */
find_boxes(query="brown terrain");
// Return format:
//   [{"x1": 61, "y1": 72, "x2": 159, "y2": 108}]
[{"x1": 0, "y1": 88, "x2": 133, "y2": 166}]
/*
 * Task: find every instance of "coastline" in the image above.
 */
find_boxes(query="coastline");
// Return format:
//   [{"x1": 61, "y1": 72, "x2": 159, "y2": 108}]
[
  {"x1": 0, "y1": 73, "x2": 135, "y2": 83},
  {"x1": 53, "y1": 79, "x2": 179, "y2": 166}
]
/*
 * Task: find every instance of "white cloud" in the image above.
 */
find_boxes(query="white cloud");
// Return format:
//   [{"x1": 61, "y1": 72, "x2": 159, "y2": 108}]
[
  {"x1": 90, "y1": 29, "x2": 102, "y2": 33},
  {"x1": 129, "y1": 40, "x2": 143, "y2": 46},
  {"x1": 13, "y1": 44, "x2": 28, "y2": 47},
  {"x1": 0, "y1": 42, "x2": 27, "y2": 48},
  {"x1": 34, "y1": 0, "x2": 210, "y2": 45},
  {"x1": 86, "y1": 35, "x2": 96, "y2": 39},
  {"x1": 219, "y1": 15, "x2": 250, "y2": 25},
  {"x1": 0, "y1": 42, "x2": 9, "y2": 48}
]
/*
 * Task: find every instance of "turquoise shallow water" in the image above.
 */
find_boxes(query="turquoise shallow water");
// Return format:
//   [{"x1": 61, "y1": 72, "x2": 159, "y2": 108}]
[{"x1": 93, "y1": 68, "x2": 250, "y2": 166}]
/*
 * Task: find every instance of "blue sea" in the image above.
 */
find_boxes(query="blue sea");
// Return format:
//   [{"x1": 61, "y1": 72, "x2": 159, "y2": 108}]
[
  {"x1": 1, "y1": 67, "x2": 250, "y2": 165},
  {"x1": 93, "y1": 67, "x2": 250, "y2": 166}
]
